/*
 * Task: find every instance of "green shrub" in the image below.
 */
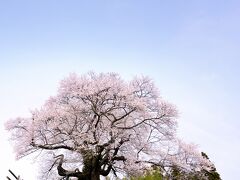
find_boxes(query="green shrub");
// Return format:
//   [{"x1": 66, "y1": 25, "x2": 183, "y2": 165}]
[{"x1": 130, "y1": 170, "x2": 163, "y2": 180}]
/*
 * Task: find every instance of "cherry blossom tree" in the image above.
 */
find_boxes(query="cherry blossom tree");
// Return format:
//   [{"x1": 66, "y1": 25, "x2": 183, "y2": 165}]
[{"x1": 5, "y1": 72, "x2": 213, "y2": 180}]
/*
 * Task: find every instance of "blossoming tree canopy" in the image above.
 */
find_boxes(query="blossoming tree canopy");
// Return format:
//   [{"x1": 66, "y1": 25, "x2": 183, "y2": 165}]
[{"x1": 5, "y1": 72, "x2": 213, "y2": 180}]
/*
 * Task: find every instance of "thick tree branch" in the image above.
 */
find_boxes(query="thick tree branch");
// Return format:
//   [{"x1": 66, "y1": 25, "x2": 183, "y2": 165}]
[
  {"x1": 31, "y1": 142, "x2": 74, "y2": 151},
  {"x1": 54, "y1": 154, "x2": 87, "y2": 179}
]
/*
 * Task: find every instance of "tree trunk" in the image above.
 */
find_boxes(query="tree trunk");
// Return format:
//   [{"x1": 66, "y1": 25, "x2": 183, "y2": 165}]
[
  {"x1": 90, "y1": 171, "x2": 100, "y2": 180},
  {"x1": 56, "y1": 151, "x2": 103, "y2": 180},
  {"x1": 75, "y1": 170, "x2": 100, "y2": 180},
  {"x1": 80, "y1": 149, "x2": 101, "y2": 180}
]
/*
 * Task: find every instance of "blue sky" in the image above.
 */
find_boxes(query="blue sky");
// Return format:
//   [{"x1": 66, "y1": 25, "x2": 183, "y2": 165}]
[{"x1": 1, "y1": 1, "x2": 240, "y2": 179}]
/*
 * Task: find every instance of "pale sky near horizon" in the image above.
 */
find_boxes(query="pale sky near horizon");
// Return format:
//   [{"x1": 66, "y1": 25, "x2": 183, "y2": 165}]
[{"x1": 1, "y1": 1, "x2": 240, "y2": 179}]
